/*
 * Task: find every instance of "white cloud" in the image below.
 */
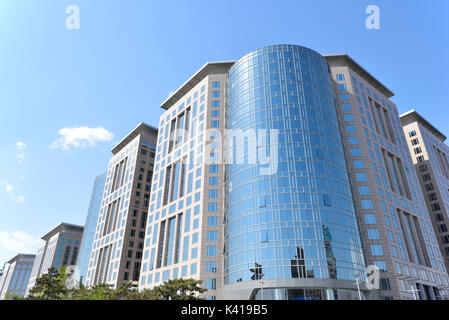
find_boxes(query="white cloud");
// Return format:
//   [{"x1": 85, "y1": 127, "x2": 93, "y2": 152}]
[
  {"x1": 16, "y1": 141, "x2": 26, "y2": 163},
  {"x1": 0, "y1": 231, "x2": 42, "y2": 255},
  {"x1": 0, "y1": 181, "x2": 25, "y2": 203},
  {"x1": 50, "y1": 126, "x2": 114, "y2": 151}
]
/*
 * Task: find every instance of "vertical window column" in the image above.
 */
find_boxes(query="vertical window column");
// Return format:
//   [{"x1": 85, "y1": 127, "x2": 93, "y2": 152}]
[
  {"x1": 382, "y1": 109, "x2": 396, "y2": 144},
  {"x1": 174, "y1": 213, "x2": 183, "y2": 264},
  {"x1": 395, "y1": 210, "x2": 416, "y2": 264},
  {"x1": 399, "y1": 210, "x2": 422, "y2": 265},
  {"x1": 168, "y1": 119, "x2": 176, "y2": 154},
  {"x1": 156, "y1": 221, "x2": 166, "y2": 269},
  {"x1": 369, "y1": 99, "x2": 381, "y2": 136},
  {"x1": 382, "y1": 151, "x2": 397, "y2": 193},
  {"x1": 411, "y1": 216, "x2": 432, "y2": 268},
  {"x1": 165, "y1": 217, "x2": 177, "y2": 267},
  {"x1": 396, "y1": 159, "x2": 412, "y2": 200}
]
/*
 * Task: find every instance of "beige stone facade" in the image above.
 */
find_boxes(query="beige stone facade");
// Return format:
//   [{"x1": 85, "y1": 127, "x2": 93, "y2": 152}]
[
  {"x1": 85, "y1": 123, "x2": 158, "y2": 288},
  {"x1": 326, "y1": 54, "x2": 449, "y2": 300},
  {"x1": 401, "y1": 110, "x2": 449, "y2": 274},
  {"x1": 138, "y1": 62, "x2": 234, "y2": 300}
]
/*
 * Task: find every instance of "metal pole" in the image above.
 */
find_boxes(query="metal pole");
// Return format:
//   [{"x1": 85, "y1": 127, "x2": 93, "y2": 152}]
[{"x1": 354, "y1": 273, "x2": 362, "y2": 300}]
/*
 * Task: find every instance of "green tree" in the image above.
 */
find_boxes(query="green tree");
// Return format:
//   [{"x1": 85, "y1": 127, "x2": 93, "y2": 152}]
[
  {"x1": 69, "y1": 283, "x2": 115, "y2": 300},
  {"x1": 27, "y1": 267, "x2": 68, "y2": 300},
  {"x1": 24, "y1": 269, "x2": 206, "y2": 300},
  {"x1": 151, "y1": 279, "x2": 206, "y2": 300}
]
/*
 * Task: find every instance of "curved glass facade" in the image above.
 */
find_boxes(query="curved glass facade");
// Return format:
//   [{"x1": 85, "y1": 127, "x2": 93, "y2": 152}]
[
  {"x1": 224, "y1": 45, "x2": 366, "y2": 297},
  {"x1": 77, "y1": 173, "x2": 106, "y2": 284}
]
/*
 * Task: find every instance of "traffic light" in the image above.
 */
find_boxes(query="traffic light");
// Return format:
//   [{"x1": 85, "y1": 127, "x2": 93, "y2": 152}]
[{"x1": 250, "y1": 263, "x2": 264, "y2": 280}]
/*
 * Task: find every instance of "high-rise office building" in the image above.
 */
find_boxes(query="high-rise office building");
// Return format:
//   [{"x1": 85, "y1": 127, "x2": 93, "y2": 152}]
[
  {"x1": 85, "y1": 123, "x2": 157, "y2": 288},
  {"x1": 139, "y1": 44, "x2": 449, "y2": 300},
  {"x1": 139, "y1": 62, "x2": 233, "y2": 300},
  {"x1": 400, "y1": 110, "x2": 449, "y2": 273},
  {"x1": 0, "y1": 254, "x2": 35, "y2": 300},
  {"x1": 26, "y1": 223, "x2": 84, "y2": 295},
  {"x1": 77, "y1": 172, "x2": 107, "y2": 284},
  {"x1": 326, "y1": 54, "x2": 449, "y2": 300},
  {"x1": 220, "y1": 45, "x2": 366, "y2": 300}
]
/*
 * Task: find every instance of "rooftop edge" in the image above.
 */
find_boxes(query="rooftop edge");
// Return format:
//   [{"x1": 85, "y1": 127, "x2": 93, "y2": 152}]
[
  {"x1": 111, "y1": 122, "x2": 158, "y2": 155},
  {"x1": 324, "y1": 53, "x2": 395, "y2": 99},
  {"x1": 160, "y1": 61, "x2": 236, "y2": 111},
  {"x1": 400, "y1": 109, "x2": 447, "y2": 142}
]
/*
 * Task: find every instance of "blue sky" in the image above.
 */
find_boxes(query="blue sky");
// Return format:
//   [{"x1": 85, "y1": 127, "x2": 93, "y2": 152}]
[{"x1": 0, "y1": 0, "x2": 448, "y2": 265}]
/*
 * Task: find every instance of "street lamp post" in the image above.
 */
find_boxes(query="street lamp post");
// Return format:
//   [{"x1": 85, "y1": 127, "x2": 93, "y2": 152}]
[{"x1": 354, "y1": 273, "x2": 362, "y2": 300}]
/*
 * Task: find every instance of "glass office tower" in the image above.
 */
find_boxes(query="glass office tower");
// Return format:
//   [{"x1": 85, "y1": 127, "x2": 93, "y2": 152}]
[
  {"x1": 77, "y1": 172, "x2": 107, "y2": 284},
  {"x1": 220, "y1": 45, "x2": 367, "y2": 300}
]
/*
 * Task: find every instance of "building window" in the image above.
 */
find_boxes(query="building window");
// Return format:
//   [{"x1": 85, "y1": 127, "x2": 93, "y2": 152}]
[
  {"x1": 209, "y1": 177, "x2": 218, "y2": 185},
  {"x1": 370, "y1": 245, "x2": 384, "y2": 256},
  {"x1": 431, "y1": 202, "x2": 441, "y2": 212},
  {"x1": 206, "y1": 261, "x2": 217, "y2": 273},
  {"x1": 358, "y1": 186, "x2": 371, "y2": 196},
  {"x1": 419, "y1": 164, "x2": 428, "y2": 172},
  {"x1": 367, "y1": 229, "x2": 380, "y2": 240},
  {"x1": 322, "y1": 194, "x2": 332, "y2": 207},
  {"x1": 380, "y1": 278, "x2": 392, "y2": 291},
  {"x1": 190, "y1": 263, "x2": 197, "y2": 275},
  {"x1": 373, "y1": 261, "x2": 387, "y2": 272},
  {"x1": 205, "y1": 278, "x2": 217, "y2": 291},
  {"x1": 336, "y1": 74, "x2": 345, "y2": 81},
  {"x1": 355, "y1": 173, "x2": 367, "y2": 182},
  {"x1": 206, "y1": 246, "x2": 217, "y2": 257},
  {"x1": 353, "y1": 160, "x2": 364, "y2": 169},
  {"x1": 435, "y1": 213, "x2": 444, "y2": 222},
  {"x1": 361, "y1": 200, "x2": 374, "y2": 209},
  {"x1": 208, "y1": 190, "x2": 218, "y2": 199},
  {"x1": 346, "y1": 125, "x2": 356, "y2": 134},
  {"x1": 364, "y1": 214, "x2": 377, "y2": 224},
  {"x1": 348, "y1": 136, "x2": 359, "y2": 145},
  {"x1": 350, "y1": 148, "x2": 362, "y2": 157},
  {"x1": 211, "y1": 110, "x2": 220, "y2": 118},
  {"x1": 344, "y1": 114, "x2": 354, "y2": 122},
  {"x1": 429, "y1": 192, "x2": 438, "y2": 201}
]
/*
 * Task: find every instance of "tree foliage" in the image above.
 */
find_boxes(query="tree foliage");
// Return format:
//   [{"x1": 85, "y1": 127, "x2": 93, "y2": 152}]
[
  {"x1": 26, "y1": 267, "x2": 68, "y2": 300},
  {"x1": 21, "y1": 268, "x2": 205, "y2": 300}
]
